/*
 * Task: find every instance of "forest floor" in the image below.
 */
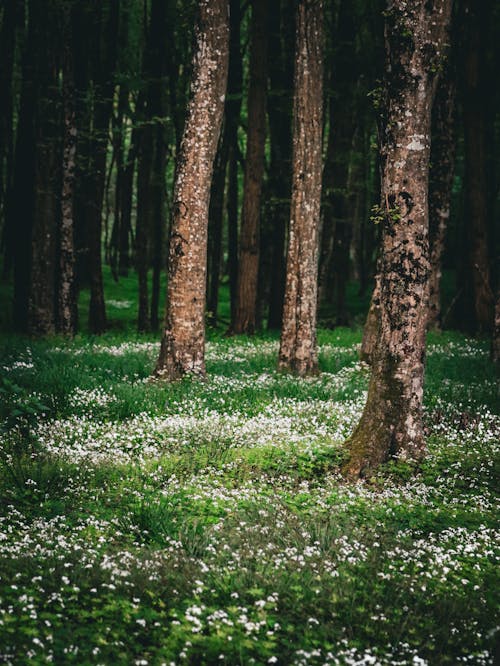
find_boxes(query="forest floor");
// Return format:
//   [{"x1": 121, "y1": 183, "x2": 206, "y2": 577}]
[{"x1": 0, "y1": 324, "x2": 498, "y2": 665}]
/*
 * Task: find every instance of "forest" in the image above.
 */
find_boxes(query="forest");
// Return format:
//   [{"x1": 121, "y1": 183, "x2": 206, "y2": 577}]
[{"x1": 0, "y1": 0, "x2": 499, "y2": 664}]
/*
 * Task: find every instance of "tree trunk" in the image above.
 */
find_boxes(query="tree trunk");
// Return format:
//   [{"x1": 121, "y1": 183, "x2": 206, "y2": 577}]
[
  {"x1": 207, "y1": 128, "x2": 228, "y2": 327},
  {"x1": 0, "y1": 0, "x2": 18, "y2": 261},
  {"x1": 427, "y1": 61, "x2": 456, "y2": 330},
  {"x1": 266, "y1": 0, "x2": 294, "y2": 330},
  {"x1": 231, "y1": 0, "x2": 269, "y2": 335},
  {"x1": 87, "y1": 96, "x2": 110, "y2": 335},
  {"x1": 492, "y1": 288, "x2": 500, "y2": 366},
  {"x1": 278, "y1": 0, "x2": 324, "y2": 376},
  {"x1": 136, "y1": 111, "x2": 153, "y2": 332},
  {"x1": 154, "y1": 0, "x2": 229, "y2": 380},
  {"x1": 318, "y1": 0, "x2": 357, "y2": 314},
  {"x1": 462, "y1": 0, "x2": 494, "y2": 334},
  {"x1": 345, "y1": 0, "x2": 453, "y2": 479},
  {"x1": 86, "y1": 2, "x2": 119, "y2": 334},
  {"x1": 11, "y1": 4, "x2": 37, "y2": 332},
  {"x1": 57, "y1": 6, "x2": 77, "y2": 336},
  {"x1": 28, "y1": 3, "x2": 60, "y2": 336},
  {"x1": 225, "y1": 0, "x2": 243, "y2": 324}
]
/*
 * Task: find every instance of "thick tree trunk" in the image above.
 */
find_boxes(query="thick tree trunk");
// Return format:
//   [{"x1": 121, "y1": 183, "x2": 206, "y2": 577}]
[
  {"x1": 278, "y1": 0, "x2": 324, "y2": 376},
  {"x1": 231, "y1": 0, "x2": 269, "y2": 335},
  {"x1": 462, "y1": 0, "x2": 494, "y2": 334},
  {"x1": 154, "y1": 0, "x2": 229, "y2": 380},
  {"x1": 345, "y1": 0, "x2": 453, "y2": 479},
  {"x1": 57, "y1": 7, "x2": 77, "y2": 336}
]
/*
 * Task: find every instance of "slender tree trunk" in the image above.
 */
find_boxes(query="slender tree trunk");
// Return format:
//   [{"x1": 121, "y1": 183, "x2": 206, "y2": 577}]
[
  {"x1": 109, "y1": 83, "x2": 127, "y2": 280},
  {"x1": 266, "y1": 0, "x2": 294, "y2": 330},
  {"x1": 226, "y1": 0, "x2": 243, "y2": 324},
  {"x1": 278, "y1": 0, "x2": 324, "y2": 376},
  {"x1": 28, "y1": 4, "x2": 60, "y2": 336},
  {"x1": 492, "y1": 288, "x2": 500, "y2": 365},
  {"x1": 11, "y1": 5, "x2": 36, "y2": 332},
  {"x1": 136, "y1": 111, "x2": 153, "y2": 332},
  {"x1": 207, "y1": 128, "x2": 228, "y2": 327},
  {"x1": 0, "y1": 0, "x2": 18, "y2": 255},
  {"x1": 57, "y1": 6, "x2": 77, "y2": 335},
  {"x1": 118, "y1": 127, "x2": 138, "y2": 277},
  {"x1": 87, "y1": 96, "x2": 109, "y2": 334},
  {"x1": 231, "y1": 0, "x2": 269, "y2": 335},
  {"x1": 345, "y1": 0, "x2": 453, "y2": 479},
  {"x1": 154, "y1": 0, "x2": 229, "y2": 380},
  {"x1": 318, "y1": 0, "x2": 357, "y2": 313},
  {"x1": 150, "y1": 119, "x2": 168, "y2": 331},
  {"x1": 462, "y1": 0, "x2": 494, "y2": 334},
  {"x1": 427, "y1": 63, "x2": 456, "y2": 330}
]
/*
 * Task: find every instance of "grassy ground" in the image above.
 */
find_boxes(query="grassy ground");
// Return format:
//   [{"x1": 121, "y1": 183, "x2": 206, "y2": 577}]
[
  {"x1": 0, "y1": 323, "x2": 498, "y2": 665},
  {"x1": 0, "y1": 268, "x2": 499, "y2": 664}
]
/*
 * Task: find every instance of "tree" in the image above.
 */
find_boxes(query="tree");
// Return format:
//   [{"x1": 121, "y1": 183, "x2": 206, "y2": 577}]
[
  {"x1": 461, "y1": 0, "x2": 494, "y2": 334},
  {"x1": 265, "y1": 0, "x2": 294, "y2": 330},
  {"x1": 428, "y1": 57, "x2": 456, "y2": 330},
  {"x1": 231, "y1": 0, "x2": 269, "y2": 335},
  {"x1": 278, "y1": 0, "x2": 324, "y2": 376},
  {"x1": 58, "y1": 3, "x2": 78, "y2": 336},
  {"x1": 345, "y1": 0, "x2": 453, "y2": 478},
  {"x1": 154, "y1": 0, "x2": 229, "y2": 380}
]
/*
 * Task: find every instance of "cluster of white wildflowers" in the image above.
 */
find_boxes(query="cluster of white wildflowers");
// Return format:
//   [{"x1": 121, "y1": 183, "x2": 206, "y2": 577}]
[{"x1": 107, "y1": 299, "x2": 133, "y2": 310}]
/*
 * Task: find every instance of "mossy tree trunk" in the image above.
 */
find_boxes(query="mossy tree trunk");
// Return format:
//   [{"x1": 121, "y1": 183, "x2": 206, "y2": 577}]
[
  {"x1": 278, "y1": 0, "x2": 323, "y2": 376},
  {"x1": 154, "y1": 0, "x2": 229, "y2": 380},
  {"x1": 345, "y1": 0, "x2": 453, "y2": 479}
]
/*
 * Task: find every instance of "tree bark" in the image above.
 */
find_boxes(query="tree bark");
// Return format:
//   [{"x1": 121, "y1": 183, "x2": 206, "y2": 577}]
[
  {"x1": 345, "y1": 0, "x2": 453, "y2": 479},
  {"x1": 154, "y1": 0, "x2": 229, "y2": 380},
  {"x1": 231, "y1": 0, "x2": 269, "y2": 335},
  {"x1": 57, "y1": 6, "x2": 77, "y2": 336},
  {"x1": 278, "y1": 0, "x2": 324, "y2": 376}
]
